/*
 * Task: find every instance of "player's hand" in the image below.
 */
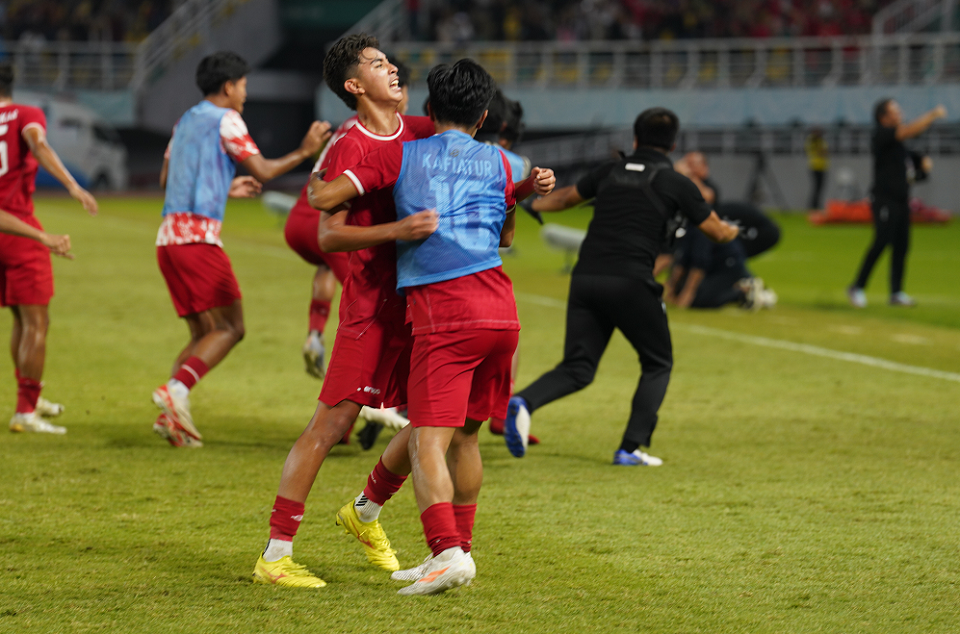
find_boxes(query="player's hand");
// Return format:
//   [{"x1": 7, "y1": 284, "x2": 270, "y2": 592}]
[
  {"x1": 531, "y1": 167, "x2": 556, "y2": 196},
  {"x1": 41, "y1": 232, "x2": 73, "y2": 259},
  {"x1": 725, "y1": 221, "x2": 740, "y2": 241},
  {"x1": 229, "y1": 176, "x2": 262, "y2": 198},
  {"x1": 922, "y1": 156, "x2": 934, "y2": 173},
  {"x1": 301, "y1": 121, "x2": 333, "y2": 156},
  {"x1": 397, "y1": 209, "x2": 439, "y2": 241},
  {"x1": 933, "y1": 105, "x2": 947, "y2": 119},
  {"x1": 69, "y1": 185, "x2": 98, "y2": 216}
]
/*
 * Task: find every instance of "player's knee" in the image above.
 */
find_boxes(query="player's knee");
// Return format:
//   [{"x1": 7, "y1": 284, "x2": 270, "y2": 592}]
[{"x1": 567, "y1": 361, "x2": 598, "y2": 389}]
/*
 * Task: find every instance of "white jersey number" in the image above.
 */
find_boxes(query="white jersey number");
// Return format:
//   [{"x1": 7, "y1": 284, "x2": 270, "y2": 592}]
[{"x1": 0, "y1": 122, "x2": 8, "y2": 177}]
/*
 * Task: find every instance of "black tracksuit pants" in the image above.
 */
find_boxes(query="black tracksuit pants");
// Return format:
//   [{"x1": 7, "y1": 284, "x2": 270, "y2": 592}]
[
  {"x1": 853, "y1": 196, "x2": 911, "y2": 294},
  {"x1": 515, "y1": 274, "x2": 673, "y2": 450}
]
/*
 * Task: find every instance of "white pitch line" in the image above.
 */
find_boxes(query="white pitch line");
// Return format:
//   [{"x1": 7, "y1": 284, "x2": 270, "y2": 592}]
[{"x1": 515, "y1": 292, "x2": 960, "y2": 384}]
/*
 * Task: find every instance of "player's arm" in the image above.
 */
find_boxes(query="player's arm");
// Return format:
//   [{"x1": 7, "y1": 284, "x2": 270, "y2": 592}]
[
  {"x1": 674, "y1": 268, "x2": 704, "y2": 308},
  {"x1": 500, "y1": 209, "x2": 516, "y2": 247},
  {"x1": 0, "y1": 209, "x2": 72, "y2": 258},
  {"x1": 663, "y1": 262, "x2": 684, "y2": 304},
  {"x1": 697, "y1": 211, "x2": 738, "y2": 243},
  {"x1": 241, "y1": 121, "x2": 331, "y2": 183},
  {"x1": 23, "y1": 126, "x2": 98, "y2": 216},
  {"x1": 531, "y1": 185, "x2": 585, "y2": 212},
  {"x1": 308, "y1": 172, "x2": 361, "y2": 211},
  {"x1": 896, "y1": 105, "x2": 947, "y2": 140},
  {"x1": 159, "y1": 155, "x2": 169, "y2": 189},
  {"x1": 514, "y1": 167, "x2": 556, "y2": 201},
  {"x1": 317, "y1": 207, "x2": 438, "y2": 253}
]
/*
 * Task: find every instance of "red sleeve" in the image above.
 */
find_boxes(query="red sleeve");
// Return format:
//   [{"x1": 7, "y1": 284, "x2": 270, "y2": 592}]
[
  {"x1": 403, "y1": 115, "x2": 435, "y2": 140},
  {"x1": 220, "y1": 110, "x2": 260, "y2": 162},
  {"x1": 322, "y1": 135, "x2": 365, "y2": 183},
  {"x1": 19, "y1": 105, "x2": 46, "y2": 135},
  {"x1": 500, "y1": 151, "x2": 516, "y2": 210},
  {"x1": 343, "y1": 143, "x2": 403, "y2": 195}
]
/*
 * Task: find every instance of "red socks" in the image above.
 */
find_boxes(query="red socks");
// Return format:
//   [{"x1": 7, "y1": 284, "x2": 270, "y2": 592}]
[
  {"x1": 16, "y1": 375, "x2": 41, "y2": 414},
  {"x1": 171, "y1": 357, "x2": 209, "y2": 390},
  {"x1": 269, "y1": 496, "x2": 304, "y2": 541},
  {"x1": 363, "y1": 459, "x2": 408, "y2": 505},
  {"x1": 453, "y1": 504, "x2": 477, "y2": 553},
  {"x1": 421, "y1": 502, "x2": 462, "y2": 557},
  {"x1": 309, "y1": 300, "x2": 331, "y2": 333}
]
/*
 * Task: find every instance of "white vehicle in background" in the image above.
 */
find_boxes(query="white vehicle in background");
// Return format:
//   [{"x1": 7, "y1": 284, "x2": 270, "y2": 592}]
[{"x1": 12, "y1": 90, "x2": 128, "y2": 190}]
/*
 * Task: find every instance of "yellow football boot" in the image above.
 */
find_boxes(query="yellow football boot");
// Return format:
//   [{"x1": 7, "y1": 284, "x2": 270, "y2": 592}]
[
  {"x1": 252, "y1": 556, "x2": 326, "y2": 588},
  {"x1": 336, "y1": 502, "x2": 399, "y2": 571}
]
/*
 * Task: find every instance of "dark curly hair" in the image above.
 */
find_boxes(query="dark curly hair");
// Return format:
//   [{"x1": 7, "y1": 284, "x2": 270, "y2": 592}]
[{"x1": 324, "y1": 33, "x2": 380, "y2": 111}]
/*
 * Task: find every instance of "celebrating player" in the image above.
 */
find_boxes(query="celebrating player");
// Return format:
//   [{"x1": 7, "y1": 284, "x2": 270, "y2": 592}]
[
  {"x1": 310, "y1": 59, "x2": 556, "y2": 595},
  {"x1": 287, "y1": 59, "x2": 413, "y2": 384},
  {"x1": 0, "y1": 61, "x2": 98, "y2": 435},
  {"x1": 252, "y1": 35, "x2": 437, "y2": 588},
  {"x1": 151, "y1": 50, "x2": 329, "y2": 447}
]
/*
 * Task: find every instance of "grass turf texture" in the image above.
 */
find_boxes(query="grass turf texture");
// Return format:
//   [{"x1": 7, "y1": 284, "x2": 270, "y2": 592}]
[{"x1": 2, "y1": 195, "x2": 958, "y2": 633}]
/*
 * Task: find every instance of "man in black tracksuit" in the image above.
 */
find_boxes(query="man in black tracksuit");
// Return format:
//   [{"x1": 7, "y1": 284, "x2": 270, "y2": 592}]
[
  {"x1": 848, "y1": 99, "x2": 945, "y2": 308},
  {"x1": 502, "y1": 108, "x2": 739, "y2": 466}
]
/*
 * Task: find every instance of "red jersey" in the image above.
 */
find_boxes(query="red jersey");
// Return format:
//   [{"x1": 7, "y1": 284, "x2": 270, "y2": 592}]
[
  {"x1": 286, "y1": 116, "x2": 359, "y2": 225},
  {"x1": 0, "y1": 103, "x2": 46, "y2": 218},
  {"x1": 344, "y1": 137, "x2": 520, "y2": 336},
  {"x1": 323, "y1": 113, "x2": 434, "y2": 336}
]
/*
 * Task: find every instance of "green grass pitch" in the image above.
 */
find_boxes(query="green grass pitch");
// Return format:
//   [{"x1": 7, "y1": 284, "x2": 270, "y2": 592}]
[{"x1": 2, "y1": 194, "x2": 959, "y2": 633}]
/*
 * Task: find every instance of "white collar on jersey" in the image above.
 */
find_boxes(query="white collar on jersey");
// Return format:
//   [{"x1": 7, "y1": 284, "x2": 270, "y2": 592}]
[{"x1": 354, "y1": 112, "x2": 404, "y2": 141}]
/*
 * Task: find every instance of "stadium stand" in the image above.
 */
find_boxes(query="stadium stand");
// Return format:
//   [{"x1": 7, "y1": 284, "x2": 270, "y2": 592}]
[{"x1": 407, "y1": 0, "x2": 898, "y2": 43}]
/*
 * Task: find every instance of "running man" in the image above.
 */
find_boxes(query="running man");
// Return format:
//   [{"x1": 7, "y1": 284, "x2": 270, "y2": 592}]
[
  {"x1": 152, "y1": 50, "x2": 329, "y2": 447},
  {"x1": 309, "y1": 59, "x2": 556, "y2": 595},
  {"x1": 252, "y1": 34, "x2": 437, "y2": 588},
  {"x1": 0, "y1": 61, "x2": 98, "y2": 435}
]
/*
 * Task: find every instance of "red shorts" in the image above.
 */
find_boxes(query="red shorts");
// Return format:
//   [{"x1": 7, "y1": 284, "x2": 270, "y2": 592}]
[
  {"x1": 157, "y1": 243, "x2": 242, "y2": 317},
  {"x1": 318, "y1": 310, "x2": 413, "y2": 409},
  {"x1": 284, "y1": 211, "x2": 351, "y2": 283},
  {"x1": 408, "y1": 329, "x2": 519, "y2": 428},
  {"x1": 0, "y1": 215, "x2": 53, "y2": 307}
]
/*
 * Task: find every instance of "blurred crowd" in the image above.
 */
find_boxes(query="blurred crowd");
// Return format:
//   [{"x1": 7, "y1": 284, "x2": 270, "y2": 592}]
[
  {"x1": 408, "y1": 0, "x2": 894, "y2": 43},
  {"x1": 0, "y1": 0, "x2": 171, "y2": 45}
]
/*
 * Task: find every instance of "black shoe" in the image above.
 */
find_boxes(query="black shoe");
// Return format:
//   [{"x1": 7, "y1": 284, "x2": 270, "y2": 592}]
[{"x1": 357, "y1": 421, "x2": 384, "y2": 450}]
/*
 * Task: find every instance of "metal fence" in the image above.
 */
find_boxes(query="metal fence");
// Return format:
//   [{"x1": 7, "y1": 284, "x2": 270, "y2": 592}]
[
  {"x1": 6, "y1": 41, "x2": 139, "y2": 91},
  {"x1": 7, "y1": 30, "x2": 960, "y2": 94},
  {"x1": 516, "y1": 124, "x2": 960, "y2": 171},
  {"x1": 392, "y1": 33, "x2": 960, "y2": 90}
]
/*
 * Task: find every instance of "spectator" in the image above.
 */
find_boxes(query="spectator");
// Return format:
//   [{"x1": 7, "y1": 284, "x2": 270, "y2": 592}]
[{"x1": 806, "y1": 127, "x2": 829, "y2": 210}]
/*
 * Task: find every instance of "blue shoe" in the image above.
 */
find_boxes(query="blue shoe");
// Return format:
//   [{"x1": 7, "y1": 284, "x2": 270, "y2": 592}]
[
  {"x1": 504, "y1": 396, "x2": 530, "y2": 458},
  {"x1": 612, "y1": 449, "x2": 663, "y2": 466}
]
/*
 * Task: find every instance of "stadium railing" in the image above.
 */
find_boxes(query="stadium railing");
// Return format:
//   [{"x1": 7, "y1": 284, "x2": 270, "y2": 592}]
[
  {"x1": 2, "y1": 0, "x2": 252, "y2": 92},
  {"x1": 873, "y1": 0, "x2": 956, "y2": 35},
  {"x1": 516, "y1": 124, "x2": 960, "y2": 170},
  {"x1": 390, "y1": 33, "x2": 960, "y2": 90},
  {"x1": 6, "y1": 40, "x2": 139, "y2": 91}
]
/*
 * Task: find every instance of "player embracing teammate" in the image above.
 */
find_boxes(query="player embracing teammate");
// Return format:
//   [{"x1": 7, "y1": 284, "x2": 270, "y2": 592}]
[
  {"x1": 266, "y1": 53, "x2": 555, "y2": 595},
  {"x1": 252, "y1": 34, "x2": 439, "y2": 588}
]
